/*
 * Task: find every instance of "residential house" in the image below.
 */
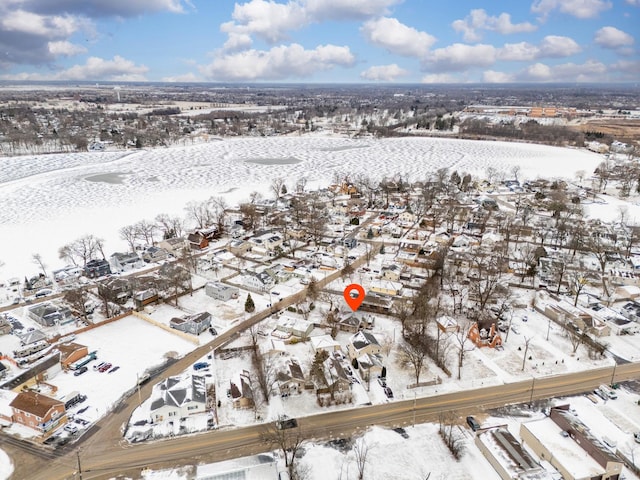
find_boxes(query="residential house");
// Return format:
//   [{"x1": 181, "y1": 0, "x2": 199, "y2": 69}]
[
  {"x1": 230, "y1": 370, "x2": 254, "y2": 409},
  {"x1": 157, "y1": 237, "x2": 188, "y2": 256},
  {"x1": 149, "y1": 375, "x2": 207, "y2": 423},
  {"x1": 188, "y1": 232, "x2": 209, "y2": 251},
  {"x1": 98, "y1": 277, "x2": 133, "y2": 304},
  {"x1": 170, "y1": 312, "x2": 212, "y2": 335},
  {"x1": 241, "y1": 270, "x2": 275, "y2": 292},
  {"x1": 381, "y1": 263, "x2": 404, "y2": 282},
  {"x1": 52, "y1": 266, "x2": 83, "y2": 285},
  {"x1": 369, "y1": 280, "x2": 402, "y2": 297},
  {"x1": 275, "y1": 316, "x2": 314, "y2": 339},
  {"x1": 347, "y1": 331, "x2": 381, "y2": 360},
  {"x1": 437, "y1": 316, "x2": 460, "y2": 334},
  {"x1": 276, "y1": 360, "x2": 307, "y2": 396},
  {"x1": 0, "y1": 362, "x2": 7, "y2": 380},
  {"x1": 310, "y1": 335, "x2": 342, "y2": 354},
  {"x1": 10, "y1": 391, "x2": 66, "y2": 434},
  {"x1": 83, "y1": 258, "x2": 111, "y2": 279},
  {"x1": 141, "y1": 246, "x2": 169, "y2": 263},
  {"x1": 17, "y1": 329, "x2": 47, "y2": 345},
  {"x1": 313, "y1": 355, "x2": 352, "y2": 397},
  {"x1": 205, "y1": 282, "x2": 239, "y2": 301},
  {"x1": 109, "y1": 251, "x2": 144, "y2": 273},
  {"x1": 27, "y1": 303, "x2": 75, "y2": 327},
  {"x1": 57, "y1": 343, "x2": 89, "y2": 369},
  {"x1": 228, "y1": 239, "x2": 252, "y2": 255}
]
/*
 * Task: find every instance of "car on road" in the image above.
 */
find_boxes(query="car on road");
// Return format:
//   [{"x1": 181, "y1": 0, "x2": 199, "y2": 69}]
[
  {"x1": 276, "y1": 417, "x2": 298, "y2": 430},
  {"x1": 98, "y1": 363, "x2": 112, "y2": 372},
  {"x1": 74, "y1": 366, "x2": 88, "y2": 376}
]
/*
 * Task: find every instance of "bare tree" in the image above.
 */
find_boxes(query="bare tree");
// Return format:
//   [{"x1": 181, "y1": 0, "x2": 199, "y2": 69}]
[
  {"x1": 521, "y1": 336, "x2": 533, "y2": 370},
  {"x1": 568, "y1": 270, "x2": 589, "y2": 307},
  {"x1": 353, "y1": 438, "x2": 370, "y2": 480},
  {"x1": 119, "y1": 224, "x2": 138, "y2": 253},
  {"x1": 453, "y1": 320, "x2": 473, "y2": 380},
  {"x1": 400, "y1": 333, "x2": 429, "y2": 386},
  {"x1": 64, "y1": 287, "x2": 88, "y2": 319},
  {"x1": 262, "y1": 422, "x2": 307, "y2": 477},
  {"x1": 32, "y1": 254, "x2": 47, "y2": 278},
  {"x1": 134, "y1": 220, "x2": 157, "y2": 246},
  {"x1": 271, "y1": 177, "x2": 286, "y2": 205}
]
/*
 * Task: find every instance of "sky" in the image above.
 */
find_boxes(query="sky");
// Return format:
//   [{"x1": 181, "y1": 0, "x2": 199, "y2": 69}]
[{"x1": 0, "y1": 0, "x2": 638, "y2": 84}]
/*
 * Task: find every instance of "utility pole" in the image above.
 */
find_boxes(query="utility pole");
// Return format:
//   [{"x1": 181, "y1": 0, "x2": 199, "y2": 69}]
[
  {"x1": 529, "y1": 376, "x2": 536, "y2": 404},
  {"x1": 76, "y1": 450, "x2": 83, "y2": 480},
  {"x1": 610, "y1": 362, "x2": 617, "y2": 386},
  {"x1": 413, "y1": 392, "x2": 417, "y2": 427}
]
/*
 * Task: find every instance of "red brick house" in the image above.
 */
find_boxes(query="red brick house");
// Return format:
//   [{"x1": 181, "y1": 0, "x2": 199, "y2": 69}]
[{"x1": 10, "y1": 391, "x2": 66, "y2": 434}]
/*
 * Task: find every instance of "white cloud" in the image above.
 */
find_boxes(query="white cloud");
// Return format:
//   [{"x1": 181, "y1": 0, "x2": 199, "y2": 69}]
[
  {"x1": 220, "y1": 0, "x2": 401, "y2": 47},
  {"x1": 222, "y1": 32, "x2": 253, "y2": 52},
  {"x1": 482, "y1": 70, "x2": 515, "y2": 83},
  {"x1": 199, "y1": 43, "x2": 355, "y2": 81},
  {"x1": 0, "y1": 55, "x2": 149, "y2": 81},
  {"x1": 58, "y1": 55, "x2": 149, "y2": 81},
  {"x1": 361, "y1": 17, "x2": 435, "y2": 58},
  {"x1": 48, "y1": 40, "x2": 87, "y2": 56},
  {"x1": 498, "y1": 35, "x2": 581, "y2": 61},
  {"x1": 518, "y1": 60, "x2": 607, "y2": 82},
  {"x1": 221, "y1": 0, "x2": 306, "y2": 43},
  {"x1": 305, "y1": 0, "x2": 401, "y2": 20},
  {"x1": 499, "y1": 42, "x2": 538, "y2": 61},
  {"x1": 161, "y1": 72, "x2": 201, "y2": 82},
  {"x1": 360, "y1": 64, "x2": 408, "y2": 81},
  {"x1": 538, "y1": 35, "x2": 582, "y2": 57},
  {"x1": 424, "y1": 43, "x2": 497, "y2": 72},
  {"x1": 452, "y1": 9, "x2": 537, "y2": 42},
  {"x1": 1, "y1": 9, "x2": 81, "y2": 37},
  {"x1": 625, "y1": 0, "x2": 640, "y2": 5},
  {"x1": 420, "y1": 73, "x2": 460, "y2": 83},
  {"x1": 594, "y1": 26, "x2": 635, "y2": 48},
  {"x1": 531, "y1": 0, "x2": 612, "y2": 20}
]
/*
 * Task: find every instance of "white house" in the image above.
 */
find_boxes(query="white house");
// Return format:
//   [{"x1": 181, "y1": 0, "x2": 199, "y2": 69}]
[
  {"x1": 241, "y1": 270, "x2": 275, "y2": 292},
  {"x1": 205, "y1": 282, "x2": 239, "y2": 301},
  {"x1": 149, "y1": 375, "x2": 207, "y2": 423}
]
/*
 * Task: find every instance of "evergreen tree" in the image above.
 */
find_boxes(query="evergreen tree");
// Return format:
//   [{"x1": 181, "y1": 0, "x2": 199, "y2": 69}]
[
  {"x1": 366, "y1": 227, "x2": 374, "y2": 239},
  {"x1": 245, "y1": 293, "x2": 255, "y2": 313}
]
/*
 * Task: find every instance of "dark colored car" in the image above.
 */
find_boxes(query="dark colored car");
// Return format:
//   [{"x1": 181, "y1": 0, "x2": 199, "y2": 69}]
[
  {"x1": 74, "y1": 366, "x2": 88, "y2": 376},
  {"x1": 384, "y1": 387, "x2": 394, "y2": 398},
  {"x1": 466, "y1": 416, "x2": 481, "y2": 431},
  {"x1": 276, "y1": 418, "x2": 298, "y2": 430},
  {"x1": 393, "y1": 427, "x2": 409, "y2": 439},
  {"x1": 108, "y1": 366, "x2": 120, "y2": 373}
]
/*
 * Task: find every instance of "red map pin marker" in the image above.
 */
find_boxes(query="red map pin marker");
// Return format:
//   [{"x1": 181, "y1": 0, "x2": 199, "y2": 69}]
[{"x1": 344, "y1": 283, "x2": 365, "y2": 312}]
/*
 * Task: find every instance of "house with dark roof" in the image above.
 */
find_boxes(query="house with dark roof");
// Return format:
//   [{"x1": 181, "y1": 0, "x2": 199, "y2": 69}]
[
  {"x1": 141, "y1": 245, "x2": 169, "y2": 263},
  {"x1": 149, "y1": 375, "x2": 207, "y2": 423},
  {"x1": 170, "y1": 312, "x2": 211, "y2": 335},
  {"x1": 109, "y1": 251, "x2": 145, "y2": 273},
  {"x1": 346, "y1": 331, "x2": 381, "y2": 360},
  {"x1": 276, "y1": 360, "x2": 307, "y2": 396},
  {"x1": 10, "y1": 391, "x2": 66, "y2": 434},
  {"x1": 83, "y1": 258, "x2": 111, "y2": 279},
  {"x1": 241, "y1": 270, "x2": 275, "y2": 292},
  {"x1": 27, "y1": 302, "x2": 75, "y2": 327},
  {"x1": 188, "y1": 232, "x2": 209, "y2": 251}
]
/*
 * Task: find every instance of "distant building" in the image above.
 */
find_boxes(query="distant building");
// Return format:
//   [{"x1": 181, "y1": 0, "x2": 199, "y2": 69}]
[
  {"x1": 170, "y1": 312, "x2": 212, "y2": 335},
  {"x1": 27, "y1": 302, "x2": 75, "y2": 327},
  {"x1": 205, "y1": 282, "x2": 239, "y2": 301}
]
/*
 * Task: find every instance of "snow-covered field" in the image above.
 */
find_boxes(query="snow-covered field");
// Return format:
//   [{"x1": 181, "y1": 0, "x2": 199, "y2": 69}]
[{"x1": 0, "y1": 137, "x2": 602, "y2": 280}]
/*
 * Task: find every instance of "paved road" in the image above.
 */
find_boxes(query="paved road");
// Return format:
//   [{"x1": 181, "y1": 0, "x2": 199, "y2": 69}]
[{"x1": 15, "y1": 362, "x2": 640, "y2": 480}]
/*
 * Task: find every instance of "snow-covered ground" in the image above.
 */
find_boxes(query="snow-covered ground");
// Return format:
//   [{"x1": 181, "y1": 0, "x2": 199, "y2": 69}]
[
  {"x1": 0, "y1": 137, "x2": 603, "y2": 280},
  {"x1": 0, "y1": 449, "x2": 13, "y2": 480}
]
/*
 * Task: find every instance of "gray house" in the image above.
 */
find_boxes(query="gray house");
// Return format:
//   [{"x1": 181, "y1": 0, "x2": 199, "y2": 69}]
[
  {"x1": 170, "y1": 312, "x2": 212, "y2": 335},
  {"x1": 110, "y1": 251, "x2": 145, "y2": 273},
  {"x1": 27, "y1": 303, "x2": 75, "y2": 327},
  {"x1": 205, "y1": 282, "x2": 239, "y2": 302}
]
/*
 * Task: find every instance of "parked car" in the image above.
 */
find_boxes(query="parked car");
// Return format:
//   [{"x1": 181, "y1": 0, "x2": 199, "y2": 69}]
[
  {"x1": 98, "y1": 363, "x2": 112, "y2": 372},
  {"x1": 466, "y1": 416, "x2": 481, "y2": 431},
  {"x1": 108, "y1": 366, "x2": 120, "y2": 373},
  {"x1": 64, "y1": 424, "x2": 78, "y2": 434},
  {"x1": 633, "y1": 432, "x2": 640, "y2": 444},
  {"x1": 393, "y1": 427, "x2": 409, "y2": 439},
  {"x1": 74, "y1": 366, "x2": 88, "y2": 376},
  {"x1": 193, "y1": 362, "x2": 209, "y2": 371},
  {"x1": 93, "y1": 362, "x2": 106, "y2": 371},
  {"x1": 384, "y1": 387, "x2": 394, "y2": 398},
  {"x1": 377, "y1": 377, "x2": 386, "y2": 387},
  {"x1": 35, "y1": 288, "x2": 53, "y2": 298}
]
